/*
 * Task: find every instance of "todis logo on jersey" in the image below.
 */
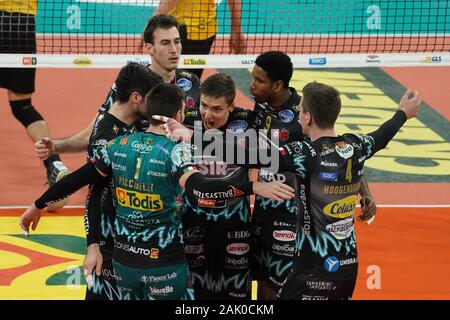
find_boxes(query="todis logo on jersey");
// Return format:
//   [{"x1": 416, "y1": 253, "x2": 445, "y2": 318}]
[
  {"x1": 116, "y1": 187, "x2": 163, "y2": 211},
  {"x1": 323, "y1": 195, "x2": 357, "y2": 219}
]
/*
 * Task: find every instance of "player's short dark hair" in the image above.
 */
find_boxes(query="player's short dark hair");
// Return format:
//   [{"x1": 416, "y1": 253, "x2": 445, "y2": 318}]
[
  {"x1": 142, "y1": 14, "x2": 180, "y2": 44},
  {"x1": 200, "y1": 73, "x2": 236, "y2": 104},
  {"x1": 147, "y1": 83, "x2": 185, "y2": 125},
  {"x1": 302, "y1": 81, "x2": 341, "y2": 129},
  {"x1": 115, "y1": 62, "x2": 163, "y2": 103},
  {"x1": 255, "y1": 51, "x2": 293, "y2": 88}
]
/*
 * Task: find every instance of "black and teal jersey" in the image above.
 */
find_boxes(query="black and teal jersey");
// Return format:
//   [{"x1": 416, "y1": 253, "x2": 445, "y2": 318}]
[
  {"x1": 175, "y1": 69, "x2": 202, "y2": 129},
  {"x1": 252, "y1": 88, "x2": 303, "y2": 219},
  {"x1": 84, "y1": 109, "x2": 138, "y2": 300},
  {"x1": 87, "y1": 112, "x2": 137, "y2": 161},
  {"x1": 84, "y1": 111, "x2": 136, "y2": 246},
  {"x1": 92, "y1": 132, "x2": 195, "y2": 268},
  {"x1": 183, "y1": 107, "x2": 255, "y2": 224},
  {"x1": 181, "y1": 107, "x2": 254, "y2": 299},
  {"x1": 99, "y1": 68, "x2": 200, "y2": 131},
  {"x1": 281, "y1": 133, "x2": 376, "y2": 280}
]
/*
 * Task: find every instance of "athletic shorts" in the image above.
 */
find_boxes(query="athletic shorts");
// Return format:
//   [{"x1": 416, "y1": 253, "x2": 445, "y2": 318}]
[
  {"x1": 250, "y1": 212, "x2": 296, "y2": 292},
  {"x1": 85, "y1": 254, "x2": 122, "y2": 300},
  {"x1": 0, "y1": 10, "x2": 36, "y2": 93},
  {"x1": 112, "y1": 261, "x2": 194, "y2": 300},
  {"x1": 277, "y1": 271, "x2": 357, "y2": 300},
  {"x1": 182, "y1": 212, "x2": 252, "y2": 300}
]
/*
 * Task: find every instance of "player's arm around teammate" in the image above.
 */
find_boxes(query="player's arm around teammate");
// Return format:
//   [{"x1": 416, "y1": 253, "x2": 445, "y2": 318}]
[
  {"x1": 20, "y1": 83, "x2": 294, "y2": 300},
  {"x1": 20, "y1": 84, "x2": 294, "y2": 235}
]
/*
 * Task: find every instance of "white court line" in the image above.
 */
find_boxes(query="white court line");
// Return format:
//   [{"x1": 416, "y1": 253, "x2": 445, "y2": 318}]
[{"x1": 1, "y1": 204, "x2": 450, "y2": 210}]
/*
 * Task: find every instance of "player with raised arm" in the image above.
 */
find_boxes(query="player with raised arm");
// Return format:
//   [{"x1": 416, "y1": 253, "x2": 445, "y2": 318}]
[{"x1": 274, "y1": 83, "x2": 421, "y2": 300}]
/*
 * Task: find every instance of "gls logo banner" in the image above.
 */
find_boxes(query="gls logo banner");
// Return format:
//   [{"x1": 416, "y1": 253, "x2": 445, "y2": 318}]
[
  {"x1": 116, "y1": 187, "x2": 163, "y2": 211},
  {"x1": 421, "y1": 56, "x2": 442, "y2": 63}
]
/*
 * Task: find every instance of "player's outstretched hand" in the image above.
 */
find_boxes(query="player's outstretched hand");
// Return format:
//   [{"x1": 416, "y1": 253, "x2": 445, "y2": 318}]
[
  {"x1": 35, "y1": 137, "x2": 55, "y2": 160},
  {"x1": 152, "y1": 115, "x2": 193, "y2": 142},
  {"x1": 83, "y1": 243, "x2": 103, "y2": 289},
  {"x1": 253, "y1": 181, "x2": 295, "y2": 202},
  {"x1": 358, "y1": 196, "x2": 377, "y2": 225},
  {"x1": 19, "y1": 203, "x2": 41, "y2": 237},
  {"x1": 399, "y1": 89, "x2": 422, "y2": 119}
]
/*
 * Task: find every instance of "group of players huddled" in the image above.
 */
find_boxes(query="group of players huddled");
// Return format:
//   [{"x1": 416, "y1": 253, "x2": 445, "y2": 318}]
[{"x1": 19, "y1": 15, "x2": 422, "y2": 300}]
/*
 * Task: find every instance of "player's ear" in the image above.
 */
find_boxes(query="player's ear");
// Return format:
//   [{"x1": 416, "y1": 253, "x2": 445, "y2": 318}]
[
  {"x1": 273, "y1": 80, "x2": 284, "y2": 92},
  {"x1": 305, "y1": 111, "x2": 313, "y2": 126},
  {"x1": 228, "y1": 101, "x2": 235, "y2": 113},
  {"x1": 175, "y1": 110, "x2": 182, "y2": 122},
  {"x1": 131, "y1": 92, "x2": 142, "y2": 103},
  {"x1": 144, "y1": 42, "x2": 153, "y2": 54}
]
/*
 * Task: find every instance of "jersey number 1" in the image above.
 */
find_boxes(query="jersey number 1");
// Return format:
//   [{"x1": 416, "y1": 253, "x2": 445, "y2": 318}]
[{"x1": 134, "y1": 157, "x2": 142, "y2": 179}]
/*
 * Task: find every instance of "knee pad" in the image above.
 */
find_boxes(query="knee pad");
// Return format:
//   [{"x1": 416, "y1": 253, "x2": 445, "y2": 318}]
[{"x1": 10, "y1": 99, "x2": 44, "y2": 128}]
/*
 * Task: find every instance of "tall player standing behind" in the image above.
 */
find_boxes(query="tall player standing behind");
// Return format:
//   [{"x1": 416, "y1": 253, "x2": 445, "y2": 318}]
[
  {"x1": 0, "y1": 0, "x2": 69, "y2": 211},
  {"x1": 34, "y1": 14, "x2": 201, "y2": 161},
  {"x1": 154, "y1": 0, "x2": 246, "y2": 79}
]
